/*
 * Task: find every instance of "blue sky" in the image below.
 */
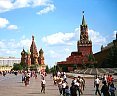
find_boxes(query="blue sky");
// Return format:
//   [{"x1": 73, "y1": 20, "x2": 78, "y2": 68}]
[{"x1": 0, "y1": 0, "x2": 117, "y2": 67}]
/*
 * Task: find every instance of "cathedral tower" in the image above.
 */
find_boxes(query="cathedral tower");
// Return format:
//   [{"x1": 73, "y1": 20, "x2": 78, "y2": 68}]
[
  {"x1": 21, "y1": 48, "x2": 26, "y2": 64},
  {"x1": 30, "y1": 36, "x2": 38, "y2": 64},
  {"x1": 38, "y1": 48, "x2": 45, "y2": 65}
]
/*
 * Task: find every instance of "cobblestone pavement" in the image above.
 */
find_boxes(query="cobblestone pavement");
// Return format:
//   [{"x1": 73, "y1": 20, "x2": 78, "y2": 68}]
[{"x1": 0, "y1": 73, "x2": 117, "y2": 96}]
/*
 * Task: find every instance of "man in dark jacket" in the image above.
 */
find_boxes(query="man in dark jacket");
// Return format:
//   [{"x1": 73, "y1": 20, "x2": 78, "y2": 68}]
[
  {"x1": 70, "y1": 82, "x2": 77, "y2": 96},
  {"x1": 101, "y1": 81, "x2": 110, "y2": 96}
]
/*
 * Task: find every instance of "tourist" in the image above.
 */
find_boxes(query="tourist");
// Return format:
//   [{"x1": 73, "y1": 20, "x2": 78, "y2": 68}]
[
  {"x1": 24, "y1": 72, "x2": 30, "y2": 86},
  {"x1": 107, "y1": 74, "x2": 113, "y2": 87},
  {"x1": 79, "y1": 76, "x2": 84, "y2": 94},
  {"x1": 101, "y1": 81, "x2": 110, "y2": 96},
  {"x1": 102, "y1": 74, "x2": 107, "y2": 84},
  {"x1": 41, "y1": 77, "x2": 46, "y2": 93},
  {"x1": 53, "y1": 75, "x2": 57, "y2": 85},
  {"x1": 109, "y1": 81, "x2": 116, "y2": 96},
  {"x1": 58, "y1": 78, "x2": 63, "y2": 95},
  {"x1": 81, "y1": 77, "x2": 85, "y2": 91},
  {"x1": 63, "y1": 74, "x2": 67, "y2": 83},
  {"x1": 62, "y1": 80, "x2": 67, "y2": 96},
  {"x1": 3, "y1": 71, "x2": 6, "y2": 77},
  {"x1": 94, "y1": 75, "x2": 101, "y2": 96},
  {"x1": 65, "y1": 85, "x2": 70, "y2": 96},
  {"x1": 21, "y1": 72, "x2": 25, "y2": 83},
  {"x1": 70, "y1": 82, "x2": 77, "y2": 96},
  {"x1": 75, "y1": 79, "x2": 81, "y2": 96},
  {"x1": 72, "y1": 77, "x2": 77, "y2": 83}
]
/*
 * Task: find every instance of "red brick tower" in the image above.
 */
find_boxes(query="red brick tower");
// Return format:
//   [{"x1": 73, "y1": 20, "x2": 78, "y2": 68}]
[
  {"x1": 30, "y1": 36, "x2": 38, "y2": 64},
  {"x1": 77, "y1": 11, "x2": 92, "y2": 56},
  {"x1": 26, "y1": 50, "x2": 31, "y2": 67},
  {"x1": 57, "y1": 12, "x2": 93, "y2": 71},
  {"x1": 38, "y1": 48, "x2": 45, "y2": 65},
  {"x1": 21, "y1": 48, "x2": 26, "y2": 64}
]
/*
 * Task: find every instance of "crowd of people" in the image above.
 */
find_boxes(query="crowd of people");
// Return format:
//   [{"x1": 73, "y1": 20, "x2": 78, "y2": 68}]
[
  {"x1": 94, "y1": 74, "x2": 116, "y2": 96},
  {"x1": 52, "y1": 71, "x2": 85, "y2": 96},
  {"x1": 0, "y1": 70, "x2": 116, "y2": 96},
  {"x1": 51, "y1": 71, "x2": 116, "y2": 96}
]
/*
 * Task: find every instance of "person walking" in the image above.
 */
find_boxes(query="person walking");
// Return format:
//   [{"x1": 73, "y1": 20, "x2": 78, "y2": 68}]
[
  {"x1": 109, "y1": 81, "x2": 116, "y2": 96},
  {"x1": 94, "y1": 76, "x2": 101, "y2": 96},
  {"x1": 58, "y1": 78, "x2": 63, "y2": 95},
  {"x1": 101, "y1": 81, "x2": 110, "y2": 96},
  {"x1": 70, "y1": 82, "x2": 77, "y2": 96},
  {"x1": 65, "y1": 85, "x2": 70, "y2": 96},
  {"x1": 62, "y1": 80, "x2": 67, "y2": 96},
  {"x1": 75, "y1": 79, "x2": 81, "y2": 96},
  {"x1": 41, "y1": 77, "x2": 46, "y2": 94}
]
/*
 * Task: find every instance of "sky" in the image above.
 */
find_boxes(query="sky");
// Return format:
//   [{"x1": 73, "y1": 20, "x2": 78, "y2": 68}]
[{"x1": 0, "y1": 0, "x2": 117, "y2": 67}]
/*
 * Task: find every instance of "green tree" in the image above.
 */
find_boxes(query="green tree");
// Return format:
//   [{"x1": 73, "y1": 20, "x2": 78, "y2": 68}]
[
  {"x1": 50, "y1": 65, "x2": 56, "y2": 73},
  {"x1": 12, "y1": 63, "x2": 23, "y2": 71},
  {"x1": 45, "y1": 65, "x2": 50, "y2": 73}
]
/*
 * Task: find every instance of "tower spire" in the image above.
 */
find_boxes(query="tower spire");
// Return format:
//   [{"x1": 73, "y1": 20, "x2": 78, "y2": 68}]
[{"x1": 82, "y1": 11, "x2": 86, "y2": 26}]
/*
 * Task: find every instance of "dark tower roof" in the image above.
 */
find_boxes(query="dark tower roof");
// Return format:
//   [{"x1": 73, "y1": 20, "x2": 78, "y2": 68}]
[
  {"x1": 21, "y1": 48, "x2": 26, "y2": 55},
  {"x1": 82, "y1": 11, "x2": 87, "y2": 26},
  {"x1": 32, "y1": 35, "x2": 34, "y2": 41},
  {"x1": 39, "y1": 48, "x2": 44, "y2": 54}
]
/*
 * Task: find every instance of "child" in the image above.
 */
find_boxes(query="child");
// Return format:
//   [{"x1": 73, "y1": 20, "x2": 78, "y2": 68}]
[{"x1": 65, "y1": 85, "x2": 70, "y2": 96}]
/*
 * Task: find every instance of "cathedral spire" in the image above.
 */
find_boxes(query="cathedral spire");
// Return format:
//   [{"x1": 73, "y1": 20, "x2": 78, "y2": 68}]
[
  {"x1": 32, "y1": 35, "x2": 34, "y2": 41},
  {"x1": 82, "y1": 11, "x2": 86, "y2": 26}
]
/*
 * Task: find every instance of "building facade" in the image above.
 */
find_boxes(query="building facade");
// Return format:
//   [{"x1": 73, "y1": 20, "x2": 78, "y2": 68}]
[
  {"x1": 57, "y1": 12, "x2": 93, "y2": 71},
  {"x1": 0, "y1": 57, "x2": 20, "y2": 71}
]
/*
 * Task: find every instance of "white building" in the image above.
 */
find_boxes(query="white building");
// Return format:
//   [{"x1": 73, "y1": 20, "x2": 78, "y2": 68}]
[{"x1": 0, "y1": 57, "x2": 21, "y2": 67}]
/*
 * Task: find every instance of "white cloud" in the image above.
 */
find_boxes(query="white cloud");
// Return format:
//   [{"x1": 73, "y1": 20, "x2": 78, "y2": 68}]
[
  {"x1": 0, "y1": 41, "x2": 6, "y2": 48},
  {"x1": 0, "y1": 0, "x2": 13, "y2": 13},
  {"x1": 0, "y1": 18, "x2": 9, "y2": 28},
  {"x1": 0, "y1": 18, "x2": 18, "y2": 30},
  {"x1": 0, "y1": 0, "x2": 55, "y2": 14},
  {"x1": 113, "y1": 30, "x2": 117, "y2": 39},
  {"x1": 7, "y1": 25, "x2": 18, "y2": 30},
  {"x1": 42, "y1": 28, "x2": 106, "y2": 46},
  {"x1": 0, "y1": 37, "x2": 31, "y2": 56},
  {"x1": 47, "y1": 50, "x2": 61, "y2": 58},
  {"x1": 64, "y1": 48, "x2": 70, "y2": 52},
  {"x1": 19, "y1": 38, "x2": 31, "y2": 48},
  {"x1": 88, "y1": 29, "x2": 106, "y2": 45},
  {"x1": 42, "y1": 32, "x2": 76, "y2": 45},
  {"x1": 37, "y1": 4, "x2": 55, "y2": 15}
]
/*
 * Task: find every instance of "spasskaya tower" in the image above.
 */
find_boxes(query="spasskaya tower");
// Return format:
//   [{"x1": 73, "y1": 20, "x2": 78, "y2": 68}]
[{"x1": 77, "y1": 11, "x2": 92, "y2": 56}]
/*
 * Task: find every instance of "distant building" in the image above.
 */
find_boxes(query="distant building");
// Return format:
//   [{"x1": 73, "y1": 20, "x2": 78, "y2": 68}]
[
  {"x1": 0, "y1": 57, "x2": 20, "y2": 66},
  {"x1": 57, "y1": 12, "x2": 93, "y2": 71},
  {"x1": 21, "y1": 36, "x2": 46, "y2": 72},
  {"x1": 0, "y1": 57, "x2": 20, "y2": 71}
]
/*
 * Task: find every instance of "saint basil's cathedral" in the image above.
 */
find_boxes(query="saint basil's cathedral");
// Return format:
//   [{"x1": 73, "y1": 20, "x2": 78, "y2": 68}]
[{"x1": 21, "y1": 36, "x2": 46, "y2": 72}]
